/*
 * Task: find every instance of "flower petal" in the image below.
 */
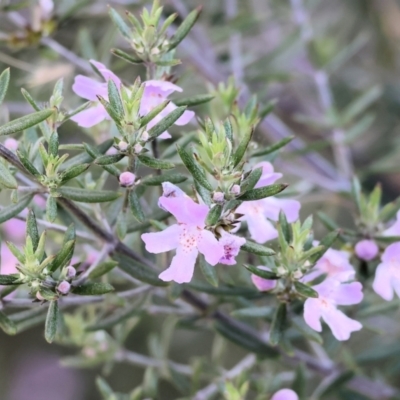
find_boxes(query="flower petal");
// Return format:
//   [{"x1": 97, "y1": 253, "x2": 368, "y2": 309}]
[
  {"x1": 355, "y1": 239, "x2": 379, "y2": 261},
  {"x1": 174, "y1": 109, "x2": 195, "y2": 126},
  {"x1": 90, "y1": 60, "x2": 121, "y2": 86},
  {"x1": 331, "y1": 282, "x2": 363, "y2": 306},
  {"x1": 322, "y1": 307, "x2": 362, "y2": 341},
  {"x1": 141, "y1": 225, "x2": 180, "y2": 253},
  {"x1": 159, "y1": 246, "x2": 198, "y2": 283},
  {"x1": 373, "y1": 262, "x2": 394, "y2": 301},
  {"x1": 251, "y1": 274, "x2": 276, "y2": 291},
  {"x1": 271, "y1": 389, "x2": 299, "y2": 400},
  {"x1": 254, "y1": 161, "x2": 282, "y2": 188},
  {"x1": 262, "y1": 197, "x2": 301, "y2": 222},
  {"x1": 198, "y1": 230, "x2": 225, "y2": 265},
  {"x1": 303, "y1": 298, "x2": 323, "y2": 332},
  {"x1": 72, "y1": 75, "x2": 107, "y2": 101},
  {"x1": 383, "y1": 210, "x2": 400, "y2": 237},
  {"x1": 246, "y1": 213, "x2": 278, "y2": 243},
  {"x1": 381, "y1": 242, "x2": 400, "y2": 263},
  {"x1": 159, "y1": 196, "x2": 208, "y2": 226},
  {"x1": 70, "y1": 103, "x2": 109, "y2": 128},
  {"x1": 144, "y1": 79, "x2": 183, "y2": 96}
]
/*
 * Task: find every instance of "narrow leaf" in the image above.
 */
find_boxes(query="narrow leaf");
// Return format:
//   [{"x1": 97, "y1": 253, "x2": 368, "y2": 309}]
[
  {"x1": 251, "y1": 136, "x2": 294, "y2": 157},
  {"x1": 58, "y1": 187, "x2": 121, "y2": 203},
  {"x1": 26, "y1": 209, "x2": 39, "y2": 251},
  {"x1": 140, "y1": 173, "x2": 187, "y2": 186},
  {"x1": 0, "y1": 109, "x2": 54, "y2": 136},
  {"x1": 148, "y1": 106, "x2": 187, "y2": 138},
  {"x1": 45, "y1": 301, "x2": 59, "y2": 343},
  {"x1": 129, "y1": 190, "x2": 145, "y2": 222},
  {"x1": 111, "y1": 48, "x2": 143, "y2": 64},
  {"x1": 0, "y1": 194, "x2": 33, "y2": 223},
  {"x1": 140, "y1": 100, "x2": 170, "y2": 128},
  {"x1": 239, "y1": 184, "x2": 287, "y2": 201},
  {"x1": 108, "y1": 7, "x2": 131, "y2": 39},
  {"x1": 205, "y1": 204, "x2": 222, "y2": 226},
  {"x1": 60, "y1": 163, "x2": 90, "y2": 183},
  {"x1": 241, "y1": 241, "x2": 275, "y2": 256},
  {"x1": 72, "y1": 282, "x2": 114, "y2": 295},
  {"x1": 174, "y1": 94, "x2": 214, "y2": 107},
  {"x1": 138, "y1": 154, "x2": 175, "y2": 170},
  {"x1": 88, "y1": 261, "x2": 118, "y2": 280},
  {"x1": 270, "y1": 303, "x2": 287, "y2": 345},
  {"x1": 199, "y1": 256, "x2": 218, "y2": 287},
  {"x1": 294, "y1": 281, "x2": 318, "y2": 298},
  {"x1": 0, "y1": 161, "x2": 17, "y2": 189},
  {"x1": 0, "y1": 68, "x2": 10, "y2": 106},
  {"x1": 0, "y1": 311, "x2": 17, "y2": 335},
  {"x1": 244, "y1": 264, "x2": 279, "y2": 279}
]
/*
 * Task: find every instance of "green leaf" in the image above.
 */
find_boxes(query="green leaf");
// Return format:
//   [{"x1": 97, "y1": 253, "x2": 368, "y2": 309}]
[
  {"x1": 148, "y1": 106, "x2": 187, "y2": 139},
  {"x1": 96, "y1": 377, "x2": 114, "y2": 399},
  {"x1": 140, "y1": 100, "x2": 170, "y2": 128},
  {"x1": 214, "y1": 320, "x2": 279, "y2": 358},
  {"x1": 231, "y1": 306, "x2": 273, "y2": 319},
  {"x1": 114, "y1": 253, "x2": 168, "y2": 287},
  {"x1": 244, "y1": 264, "x2": 279, "y2": 279},
  {"x1": 251, "y1": 136, "x2": 294, "y2": 157},
  {"x1": 177, "y1": 145, "x2": 212, "y2": 190},
  {"x1": 0, "y1": 109, "x2": 54, "y2": 136},
  {"x1": 0, "y1": 68, "x2": 10, "y2": 106},
  {"x1": 239, "y1": 184, "x2": 288, "y2": 201},
  {"x1": 108, "y1": 7, "x2": 131, "y2": 39},
  {"x1": 352, "y1": 177, "x2": 363, "y2": 213},
  {"x1": 86, "y1": 305, "x2": 142, "y2": 331},
  {"x1": 138, "y1": 154, "x2": 175, "y2": 170},
  {"x1": 294, "y1": 281, "x2": 318, "y2": 298},
  {"x1": 224, "y1": 118, "x2": 233, "y2": 144},
  {"x1": 199, "y1": 256, "x2": 218, "y2": 287},
  {"x1": 16, "y1": 151, "x2": 41, "y2": 177},
  {"x1": 26, "y1": 209, "x2": 39, "y2": 251},
  {"x1": 140, "y1": 173, "x2": 187, "y2": 186},
  {"x1": 232, "y1": 128, "x2": 253, "y2": 167},
  {"x1": 317, "y1": 211, "x2": 339, "y2": 231},
  {"x1": 108, "y1": 79, "x2": 124, "y2": 121},
  {"x1": 129, "y1": 190, "x2": 145, "y2": 222},
  {"x1": 0, "y1": 194, "x2": 33, "y2": 223},
  {"x1": 186, "y1": 281, "x2": 259, "y2": 297},
  {"x1": 168, "y1": 6, "x2": 202, "y2": 50},
  {"x1": 21, "y1": 88, "x2": 41, "y2": 111},
  {"x1": 174, "y1": 94, "x2": 214, "y2": 107},
  {"x1": 45, "y1": 301, "x2": 59, "y2": 343},
  {"x1": 46, "y1": 196, "x2": 57, "y2": 222},
  {"x1": 0, "y1": 161, "x2": 17, "y2": 189},
  {"x1": 111, "y1": 48, "x2": 143, "y2": 64},
  {"x1": 48, "y1": 131, "x2": 59, "y2": 157},
  {"x1": 240, "y1": 167, "x2": 262, "y2": 194},
  {"x1": 205, "y1": 204, "x2": 222, "y2": 226},
  {"x1": 88, "y1": 260, "x2": 118, "y2": 280},
  {"x1": 0, "y1": 311, "x2": 17, "y2": 335},
  {"x1": 57, "y1": 187, "x2": 121, "y2": 203},
  {"x1": 241, "y1": 241, "x2": 275, "y2": 257},
  {"x1": 48, "y1": 239, "x2": 75, "y2": 273},
  {"x1": 0, "y1": 274, "x2": 20, "y2": 285},
  {"x1": 60, "y1": 163, "x2": 90, "y2": 184},
  {"x1": 72, "y1": 282, "x2": 114, "y2": 295},
  {"x1": 308, "y1": 230, "x2": 339, "y2": 264},
  {"x1": 278, "y1": 210, "x2": 292, "y2": 244},
  {"x1": 97, "y1": 95, "x2": 121, "y2": 124},
  {"x1": 270, "y1": 303, "x2": 287, "y2": 345},
  {"x1": 94, "y1": 153, "x2": 124, "y2": 166}
]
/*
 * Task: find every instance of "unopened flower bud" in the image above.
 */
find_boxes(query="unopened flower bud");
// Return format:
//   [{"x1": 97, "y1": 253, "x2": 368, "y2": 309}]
[
  {"x1": 162, "y1": 40, "x2": 169, "y2": 47},
  {"x1": 106, "y1": 147, "x2": 118, "y2": 156},
  {"x1": 231, "y1": 184, "x2": 240, "y2": 196},
  {"x1": 36, "y1": 292, "x2": 45, "y2": 301},
  {"x1": 151, "y1": 48, "x2": 160, "y2": 55},
  {"x1": 66, "y1": 266, "x2": 76, "y2": 278},
  {"x1": 4, "y1": 138, "x2": 18, "y2": 151},
  {"x1": 141, "y1": 131, "x2": 149, "y2": 141},
  {"x1": 293, "y1": 270, "x2": 303, "y2": 279},
  {"x1": 118, "y1": 141, "x2": 128, "y2": 151},
  {"x1": 213, "y1": 191, "x2": 224, "y2": 203},
  {"x1": 355, "y1": 239, "x2": 379, "y2": 261},
  {"x1": 277, "y1": 266, "x2": 287, "y2": 276},
  {"x1": 57, "y1": 280, "x2": 71, "y2": 295},
  {"x1": 119, "y1": 171, "x2": 136, "y2": 187},
  {"x1": 134, "y1": 143, "x2": 143, "y2": 153}
]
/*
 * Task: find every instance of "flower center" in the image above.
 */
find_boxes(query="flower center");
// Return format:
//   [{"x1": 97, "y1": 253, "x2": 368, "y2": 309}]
[{"x1": 179, "y1": 226, "x2": 201, "y2": 253}]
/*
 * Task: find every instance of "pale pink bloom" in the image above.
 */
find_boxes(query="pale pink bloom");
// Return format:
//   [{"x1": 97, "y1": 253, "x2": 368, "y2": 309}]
[
  {"x1": 213, "y1": 191, "x2": 224, "y2": 203},
  {"x1": 140, "y1": 80, "x2": 195, "y2": 139},
  {"x1": 355, "y1": 239, "x2": 379, "y2": 261},
  {"x1": 251, "y1": 266, "x2": 277, "y2": 292},
  {"x1": 304, "y1": 247, "x2": 355, "y2": 283},
  {"x1": 71, "y1": 60, "x2": 121, "y2": 128},
  {"x1": 383, "y1": 210, "x2": 400, "y2": 237},
  {"x1": 106, "y1": 147, "x2": 119, "y2": 156},
  {"x1": 218, "y1": 233, "x2": 245, "y2": 265},
  {"x1": 271, "y1": 389, "x2": 299, "y2": 400},
  {"x1": 231, "y1": 184, "x2": 240, "y2": 195},
  {"x1": 2, "y1": 218, "x2": 26, "y2": 243},
  {"x1": 119, "y1": 171, "x2": 136, "y2": 187},
  {"x1": 118, "y1": 141, "x2": 128, "y2": 151},
  {"x1": 236, "y1": 162, "x2": 300, "y2": 243},
  {"x1": 304, "y1": 278, "x2": 363, "y2": 341},
  {"x1": 4, "y1": 138, "x2": 18, "y2": 151},
  {"x1": 39, "y1": 0, "x2": 54, "y2": 20},
  {"x1": 142, "y1": 184, "x2": 224, "y2": 283},
  {"x1": 373, "y1": 242, "x2": 400, "y2": 301}
]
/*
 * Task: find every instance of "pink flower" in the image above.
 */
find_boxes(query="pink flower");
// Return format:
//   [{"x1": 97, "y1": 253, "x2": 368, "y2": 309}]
[
  {"x1": 57, "y1": 281, "x2": 71, "y2": 295},
  {"x1": 139, "y1": 80, "x2": 195, "y2": 139},
  {"x1": 4, "y1": 138, "x2": 18, "y2": 151},
  {"x1": 141, "y1": 183, "x2": 224, "y2": 283},
  {"x1": 218, "y1": 233, "x2": 245, "y2": 265},
  {"x1": 271, "y1": 389, "x2": 299, "y2": 400},
  {"x1": 304, "y1": 278, "x2": 363, "y2": 341},
  {"x1": 383, "y1": 210, "x2": 400, "y2": 237},
  {"x1": 355, "y1": 239, "x2": 379, "y2": 261},
  {"x1": 251, "y1": 266, "x2": 277, "y2": 292},
  {"x1": 373, "y1": 242, "x2": 400, "y2": 301},
  {"x1": 2, "y1": 218, "x2": 26, "y2": 243},
  {"x1": 304, "y1": 247, "x2": 355, "y2": 283},
  {"x1": 236, "y1": 162, "x2": 300, "y2": 243},
  {"x1": 71, "y1": 60, "x2": 121, "y2": 128}
]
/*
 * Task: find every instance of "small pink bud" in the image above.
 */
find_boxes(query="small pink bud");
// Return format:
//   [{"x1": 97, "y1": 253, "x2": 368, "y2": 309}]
[
  {"x1": 141, "y1": 131, "x2": 149, "y2": 141},
  {"x1": 57, "y1": 280, "x2": 71, "y2": 295},
  {"x1": 118, "y1": 141, "x2": 128, "y2": 151},
  {"x1": 106, "y1": 147, "x2": 118, "y2": 156},
  {"x1": 231, "y1": 184, "x2": 240, "y2": 196},
  {"x1": 119, "y1": 171, "x2": 136, "y2": 187},
  {"x1": 134, "y1": 143, "x2": 143, "y2": 153},
  {"x1": 36, "y1": 292, "x2": 45, "y2": 301},
  {"x1": 66, "y1": 266, "x2": 76, "y2": 278},
  {"x1": 355, "y1": 239, "x2": 379, "y2": 261},
  {"x1": 4, "y1": 138, "x2": 18, "y2": 151},
  {"x1": 213, "y1": 191, "x2": 224, "y2": 203}
]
